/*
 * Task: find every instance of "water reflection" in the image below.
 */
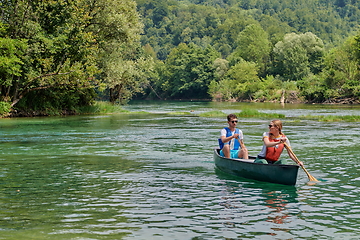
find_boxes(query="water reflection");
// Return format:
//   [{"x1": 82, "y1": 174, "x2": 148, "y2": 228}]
[
  {"x1": 264, "y1": 189, "x2": 296, "y2": 225},
  {"x1": 215, "y1": 168, "x2": 299, "y2": 234}
]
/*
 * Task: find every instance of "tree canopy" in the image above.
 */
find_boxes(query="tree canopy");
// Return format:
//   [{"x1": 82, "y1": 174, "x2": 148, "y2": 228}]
[
  {"x1": 137, "y1": 0, "x2": 360, "y2": 103},
  {"x1": 1, "y1": 0, "x2": 360, "y2": 116},
  {"x1": 0, "y1": 0, "x2": 152, "y2": 114}
]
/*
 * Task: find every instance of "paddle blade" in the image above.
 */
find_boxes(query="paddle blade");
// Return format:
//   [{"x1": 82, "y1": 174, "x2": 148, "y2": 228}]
[
  {"x1": 309, "y1": 176, "x2": 319, "y2": 182},
  {"x1": 306, "y1": 181, "x2": 318, "y2": 186},
  {"x1": 307, "y1": 177, "x2": 320, "y2": 185}
]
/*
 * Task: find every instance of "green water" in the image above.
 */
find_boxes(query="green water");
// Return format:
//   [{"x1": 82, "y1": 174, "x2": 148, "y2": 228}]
[{"x1": 0, "y1": 101, "x2": 359, "y2": 239}]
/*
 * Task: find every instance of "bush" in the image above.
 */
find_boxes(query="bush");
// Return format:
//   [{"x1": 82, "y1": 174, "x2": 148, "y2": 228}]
[{"x1": 0, "y1": 102, "x2": 11, "y2": 116}]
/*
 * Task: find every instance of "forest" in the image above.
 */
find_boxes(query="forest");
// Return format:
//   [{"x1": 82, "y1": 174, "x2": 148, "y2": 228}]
[{"x1": 1, "y1": 0, "x2": 360, "y2": 116}]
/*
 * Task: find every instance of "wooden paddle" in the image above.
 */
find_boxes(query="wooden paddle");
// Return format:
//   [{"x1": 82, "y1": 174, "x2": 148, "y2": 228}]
[{"x1": 283, "y1": 143, "x2": 319, "y2": 183}]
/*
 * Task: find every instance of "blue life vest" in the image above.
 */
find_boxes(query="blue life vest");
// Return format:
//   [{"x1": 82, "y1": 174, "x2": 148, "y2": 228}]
[{"x1": 218, "y1": 127, "x2": 241, "y2": 150}]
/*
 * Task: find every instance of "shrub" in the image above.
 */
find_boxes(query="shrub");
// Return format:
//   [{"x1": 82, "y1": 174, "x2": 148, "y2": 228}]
[{"x1": 0, "y1": 102, "x2": 11, "y2": 116}]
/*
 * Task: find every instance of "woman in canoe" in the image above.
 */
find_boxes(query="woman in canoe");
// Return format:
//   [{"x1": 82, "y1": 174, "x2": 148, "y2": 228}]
[{"x1": 255, "y1": 119, "x2": 302, "y2": 165}]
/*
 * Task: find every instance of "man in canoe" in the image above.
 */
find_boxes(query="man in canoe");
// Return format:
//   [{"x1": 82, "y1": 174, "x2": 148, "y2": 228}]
[
  {"x1": 219, "y1": 114, "x2": 249, "y2": 159},
  {"x1": 255, "y1": 119, "x2": 302, "y2": 165}
]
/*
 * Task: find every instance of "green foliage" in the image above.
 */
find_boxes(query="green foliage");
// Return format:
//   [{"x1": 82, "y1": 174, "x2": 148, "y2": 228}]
[
  {"x1": 226, "y1": 60, "x2": 261, "y2": 100},
  {"x1": 246, "y1": 75, "x2": 301, "y2": 103},
  {"x1": 297, "y1": 74, "x2": 326, "y2": 102},
  {"x1": 89, "y1": 0, "x2": 154, "y2": 104},
  {"x1": 199, "y1": 109, "x2": 285, "y2": 118},
  {"x1": 0, "y1": 0, "x2": 100, "y2": 109},
  {"x1": 0, "y1": 33, "x2": 27, "y2": 87},
  {"x1": 159, "y1": 43, "x2": 220, "y2": 99},
  {"x1": 271, "y1": 32, "x2": 325, "y2": 81},
  {"x1": 14, "y1": 86, "x2": 96, "y2": 115},
  {"x1": 308, "y1": 36, "x2": 360, "y2": 101},
  {"x1": 231, "y1": 23, "x2": 271, "y2": 76},
  {"x1": 237, "y1": 109, "x2": 285, "y2": 118},
  {"x1": 136, "y1": 0, "x2": 360, "y2": 104},
  {"x1": 298, "y1": 114, "x2": 360, "y2": 122},
  {"x1": 208, "y1": 78, "x2": 234, "y2": 101},
  {"x1": 78, "y1": 101, "x2": 130, "y2": 114},
  {"x1": 199, "y1": 110, "x2": 225, "y2": 117},
  {"x1": 198, "y1": 109, "x2": 360, "y2": 122},
  {"x1": 1, "y1": 0, "x2": 360, "y2": 116},
  {"x1": 209, "y1": 60, "x2": 261, "y2": 101},
  {"x1": 136, "y1": 0, "x2": 357, "y2": 62},
  {"x1": 0, "y1": 101, "x2": 11, "y2": 116},
  {"x1": 0, "y1": 0, "x2": 148, "y2": 115},
  {"x1": 253, "y1": 76, "x2": 284, "y2": 101}
]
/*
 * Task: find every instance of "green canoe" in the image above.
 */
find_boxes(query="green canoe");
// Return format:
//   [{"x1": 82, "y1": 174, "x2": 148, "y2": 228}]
[{"x1": 214, "y1": 148, "x2": 299, "y2": 185}]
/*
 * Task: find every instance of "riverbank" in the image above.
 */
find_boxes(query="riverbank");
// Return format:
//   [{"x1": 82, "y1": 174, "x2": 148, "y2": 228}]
[
  {"x1": 5, "y1": 98, "x2": 360, "y2": 119},
  {"x1": 7, "y1": 101, "x2": 130, "y2": 118},
  {"x1": 322, "y1": 97, "x2": 360, "y2": 104}
]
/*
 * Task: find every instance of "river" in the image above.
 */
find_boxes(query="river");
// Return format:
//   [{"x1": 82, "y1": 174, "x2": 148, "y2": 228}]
[{"x1": 0, "y1": 101, "x2": 359, "y2": 239}]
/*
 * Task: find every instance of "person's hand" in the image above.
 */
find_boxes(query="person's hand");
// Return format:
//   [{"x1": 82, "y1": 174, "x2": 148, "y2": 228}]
[
  {"x1": 233, "y1": 133, "x2": 239, "y2": 139},
  {"x1": 279, "y1": 136, "x2": 287, "y2": 143},
  {"x1": 298, "y1": 161, "x2": 304, "y2": 166}
]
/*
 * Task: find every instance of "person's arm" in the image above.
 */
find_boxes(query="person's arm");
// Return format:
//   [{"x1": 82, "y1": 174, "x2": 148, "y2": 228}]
[
  {"x1": 221, "y1": 133, "x2": 239, "y2": 143},
  {"x1": 285, "y1": 146, "x2": 304, "y2": 166},
  {"x1": 237, "y1": 131, "x2": 246, "y2": 149},
  {"x1": 263, "y1": 135, "x2": 287, "y2": 147},
  {"x1": 239, "y1": 139, "x2": 247, "y2": 149}
]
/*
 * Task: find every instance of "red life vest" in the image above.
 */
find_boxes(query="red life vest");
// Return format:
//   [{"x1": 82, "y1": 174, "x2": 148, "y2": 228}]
[{"x1": 265, "y1": 135, "x2": 285, "y2": 162}]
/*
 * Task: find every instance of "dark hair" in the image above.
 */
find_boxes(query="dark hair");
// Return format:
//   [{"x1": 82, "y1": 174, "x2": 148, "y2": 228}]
[{"x1": 227, "y1": 114, "x2": 237, "y2": 122}]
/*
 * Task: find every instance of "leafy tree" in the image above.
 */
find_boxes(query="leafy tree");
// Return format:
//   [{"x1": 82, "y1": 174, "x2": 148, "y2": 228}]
[
  {"x1": 136, "y1": 0, "x2": 357, "y2": 63},
  {"x1": 0, "y1": 0, "x2": 149, "y2": 112},
  {"x1": 0, "y1": 0, "x2": 99, "y2": 109},
  {"x1": 271, "y1": 32, "x2": 324, "y2": 81},
  {"x1": 230, "y1": 23, "x2": 271, "y2": 76},
  {"x1": 252, "y1": 75, "x2": 283, "y2": 101},
  {"x1": 227, "y1": 60, "x2": 261, "y2": 100},
  {"x1": 298, "y1": 35, "x2": 360, "y2": 102},
  {"x1": 298, "y1": 74, "x2": 326, "y2": 102},
  {"x1": 256, "y1": 14, "x2": 295, "y2": 46},
  {"x1": 212, "y1": 13, "x2": 257, "y2": 58},
  {"x1": 320, "y1": 36, "x2": 360, "y2": 99},
  {"x1": 210, "y1": 60, "x2": 260, "y2": 101},
  {"x1": 213, "y1": 58, "x2": 229, "y2": 80},
  {"x1": 0, "y1": 30, "x2": 27, "y2": 98},
  {"x1": 160, "y1": 43, "x2": 220, "y2": 99},
  {"x1": 208, "y1": 78, "x2": 236, "y2": 101},
  {"x1": 88, "y1": 0, "x2": 154, "y2": 104}
]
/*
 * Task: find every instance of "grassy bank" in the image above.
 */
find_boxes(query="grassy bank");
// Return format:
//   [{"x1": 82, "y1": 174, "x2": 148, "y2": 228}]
[
  {"x1": 298, "y1": 114, "x2": 360, "y2": 122},
  {"x1": 199, "y1": 109, "x2": 360, "y2": 122},
  {"x1": 6, "y1": 101, "x2": 360, "y2": 122},
  {"x1": 199, "y1": 109, "x2": 285, "y2": 119},
  {"x1": 78, "y1": 101, "x2": 131, "y2": 114}
]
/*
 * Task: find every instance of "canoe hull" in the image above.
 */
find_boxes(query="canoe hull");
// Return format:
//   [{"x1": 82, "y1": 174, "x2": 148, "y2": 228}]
[{"x1": 214, "y1": 148, "x2": 299, "y2": 185}]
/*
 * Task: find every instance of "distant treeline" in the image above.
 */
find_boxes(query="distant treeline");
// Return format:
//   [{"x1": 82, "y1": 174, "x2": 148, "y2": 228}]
[
  {"x1": 1, "y1": 0, "x2": 360, "y2": 116},
  {"x1": 137, "y1": 0, "x2": 360, "y2": 104}
]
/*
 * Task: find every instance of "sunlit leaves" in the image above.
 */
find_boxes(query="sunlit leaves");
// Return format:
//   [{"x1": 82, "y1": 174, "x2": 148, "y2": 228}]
[
  {"x1": 230, "y1": 23, "x2": 271, "y2": 76},
  {"x1": 0, "y1": 0, "x2": 149, "y2": 109},
  {"x1": 0, "y1": 36, "x2": 27, "y2": 86},
  {"x1": 272, "y1": 32, "x2": 324, "y2": 81},
  {"x1": 160, "y1": 43, "x2": 220, "y2": 99}
]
